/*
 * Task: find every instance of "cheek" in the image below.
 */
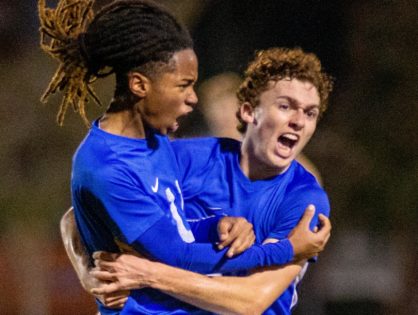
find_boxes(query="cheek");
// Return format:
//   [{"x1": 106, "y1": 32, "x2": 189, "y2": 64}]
[
  {"x1": 255, "y1": 124, "x2": 277, "y2": 153},
  {"x1": 307, "y1": 122, "x2": 317, "y2": 137},
  {"x1": 301, "y1": 124, "x2": 316, "y2": 145},
  {"x1": 162, "y1": 96, "x2": 181, "y2": 113},
  {"x1": 257, "y1": 118, "x2": 279, "y2": 140}
]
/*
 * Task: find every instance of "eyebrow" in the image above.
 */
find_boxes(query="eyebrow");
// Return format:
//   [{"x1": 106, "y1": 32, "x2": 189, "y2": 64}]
[
  {"x1": 276, "y1": 96, "x2": 319, "y2": 109},
  {"x1": 304, "y1": 104, "x2": 320, "y2": 110},
  {"x1": 180, "y1": 76, "x2": 197, "y2": 82}
]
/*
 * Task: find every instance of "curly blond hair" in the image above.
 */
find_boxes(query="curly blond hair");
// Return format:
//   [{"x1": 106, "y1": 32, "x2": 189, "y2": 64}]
[{"x1": 236, "y1": 47, "x2": 334, "y2": 133}]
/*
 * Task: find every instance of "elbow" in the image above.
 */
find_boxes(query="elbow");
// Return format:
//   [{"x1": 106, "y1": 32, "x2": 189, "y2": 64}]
[
  {"x1": 236, "y1": 292, "x2": 273, "y2": 315},
  {"x1": 242, "y1": 303, "x2": 266, "y2": 315},
  {"x1": 60, "y1": 207, "x2": 75, "y2": 244},
  {"x1": 222, "y1": 300, "x2": 266, "y2": 315}
]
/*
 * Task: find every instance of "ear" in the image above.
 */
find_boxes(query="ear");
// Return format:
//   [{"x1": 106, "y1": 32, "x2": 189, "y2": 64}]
[
  {"x1": 128, "y1": 72, "x2": 150, "y2": 98},
  {"x1": 239, "y1": 102, "x2": 257, "y2": 124}
]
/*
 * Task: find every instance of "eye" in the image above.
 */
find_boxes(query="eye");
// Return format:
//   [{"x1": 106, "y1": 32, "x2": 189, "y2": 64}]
[
  {"x1": 306, "y1": 109, "x2": 319, "y2": 119},
  {"x1": 278, "y1": 103, "x2": 290, "y2": 110},
  {"x1": 178, "y1": 84, "x2": 189, "y2": 89}
]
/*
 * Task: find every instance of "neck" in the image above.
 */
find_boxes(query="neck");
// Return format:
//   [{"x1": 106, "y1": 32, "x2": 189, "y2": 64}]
[
  {"x1": 240, "y1": 138, "x2": 288, "y2": 181},
  {"x1": 99, "y1": 104, "x2": 146, "y2": 139}
]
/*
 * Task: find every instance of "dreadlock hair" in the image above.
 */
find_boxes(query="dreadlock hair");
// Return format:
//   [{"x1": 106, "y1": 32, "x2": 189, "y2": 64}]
[
  {"x1": 236, "y1": 47, "x2": 334, "y2": 134},
  {"x1": 38, "y1": 0, "x2": 193, "y2": 127}
]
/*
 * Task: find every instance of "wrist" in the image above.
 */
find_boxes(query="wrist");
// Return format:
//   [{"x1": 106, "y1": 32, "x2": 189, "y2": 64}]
[
  {"x1": 145, "y1": 261, "x2": 181, "y2": 293},
  {"x1": 138, "y1": 259, "x2": 163, "y2": 289}
]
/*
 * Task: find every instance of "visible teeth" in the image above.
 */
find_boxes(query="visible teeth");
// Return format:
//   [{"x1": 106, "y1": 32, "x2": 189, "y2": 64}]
[{"x1": 281, "y1": 133, "x2": 298, "y2": 141}]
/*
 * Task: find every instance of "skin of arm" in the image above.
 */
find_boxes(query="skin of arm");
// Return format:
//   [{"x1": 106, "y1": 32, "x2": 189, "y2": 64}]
[
  {"x1": 91, "y1": 209, "x2": 330, "y2": 313},
  {"x1": 60, "y1": 207, "x2": 256, "y2": 307},
  {"x1": 65, "y1": 205, "x2": 330, "y2": 312},
  {"x1": 60, "y1": 208, "x2": 130, "y2": 308},
  {"x1": 60, "y1": 208, "x2": 97, "y2": 292},
  {"x1": 91, "y1": 241, "x2": 306, "y2": 315}
]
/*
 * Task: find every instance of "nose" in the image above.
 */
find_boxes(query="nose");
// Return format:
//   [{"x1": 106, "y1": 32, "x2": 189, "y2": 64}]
[
  {"x1": 289, "y1": 109, "x2": 305, "y2": 130},
  {"x1": 186, "y1": 88, "x2": 198, "y2": 108}
]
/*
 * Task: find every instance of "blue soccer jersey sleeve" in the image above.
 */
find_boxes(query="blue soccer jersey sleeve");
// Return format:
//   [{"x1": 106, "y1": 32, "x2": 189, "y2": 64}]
[
  {"x1": 133, "y1": 215, "x2": 294, "y2": 274},
  {"x1": 187, "y1": 215, "x2": 223, "y2": 243},
  {"x1": 267, "y1": 186, "x2": 330, "y2": 241}
]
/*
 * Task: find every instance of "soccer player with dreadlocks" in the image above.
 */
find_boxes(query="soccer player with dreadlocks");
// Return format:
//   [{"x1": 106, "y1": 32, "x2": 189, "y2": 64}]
[{"x1": 39, "y1": 0, "x2": 330, "y2": 314}]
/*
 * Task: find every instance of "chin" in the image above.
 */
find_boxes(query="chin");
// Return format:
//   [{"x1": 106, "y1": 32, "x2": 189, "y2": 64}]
[{"x1": 272, "y1": 157, "x2": 293, "y2": 173}]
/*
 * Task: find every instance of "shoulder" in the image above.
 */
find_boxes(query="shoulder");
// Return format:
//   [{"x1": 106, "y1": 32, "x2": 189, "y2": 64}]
[
  {"x1": 172, "y1": 137, "x2": 239, "y2": 152},
  {"x1": 172, "y1": 137, "x2": 240, "y2": 184},
  {"x1": 284, "y1": 162, "x2": 330, "y2": 215},
  {"x1": 285, "y1": 161, "x2": 323, "y2": 193},
  {"x1": 73, "y1": 135, "x2": 147, "y2": 186},
  {"x1": 172, "y1": 137, "x2": 240, "y2": 163}
]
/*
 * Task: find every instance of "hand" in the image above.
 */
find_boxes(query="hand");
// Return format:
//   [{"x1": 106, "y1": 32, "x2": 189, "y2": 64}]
[
  {"x1": 90, "y1": 251, "x2": 152, "y2": 296},
  {"x1": 76, "y1": 262, "x2": 128, "y2": 308},
  {"x1": 92, "y1": 284, "x2": 130, "y2": 309},
  {"x1": 288, "y1": 205, "x2": 331, "y2": 261},
  {"x1": 217, "y1": 216, "x2": 256, "y2": 257}
]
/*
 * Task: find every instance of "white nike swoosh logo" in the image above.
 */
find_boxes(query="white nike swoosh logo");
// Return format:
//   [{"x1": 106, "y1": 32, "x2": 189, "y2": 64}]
[
  {"x1": 151, "y1": 177, "x2": 159, "y2": 193},
  {"x1": 207, "y1": 207, "x2": 222, "y2": 210}
]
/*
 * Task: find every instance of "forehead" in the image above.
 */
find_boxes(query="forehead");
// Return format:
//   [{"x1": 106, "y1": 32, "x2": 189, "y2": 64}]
[
  {"x1": 261, "y1": 78, "x2": 320, "y2": 106},
  {"x1": 169, "y1": 49, "x2": 198, "y2": 77}
]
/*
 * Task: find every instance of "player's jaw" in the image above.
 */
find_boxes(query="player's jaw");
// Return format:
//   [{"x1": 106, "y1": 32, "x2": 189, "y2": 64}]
[
  {"x1": 166, "y1": 108, "x2": 193, "y2": 133},
  {"x1": 265, "y1": 132, "x2": 302, "y2": 174}
]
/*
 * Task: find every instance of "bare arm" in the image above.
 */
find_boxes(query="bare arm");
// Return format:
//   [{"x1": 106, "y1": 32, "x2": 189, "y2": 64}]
[
  {"x1": 60, "y1": 207, "x2": 93, "y2": 291},
  {"x1": 60, "y1": 207, "x2": 129, "y2": 308},
  {"x1": 91, "y1": 210, "x2": 331, "y2": 313},
  {"x1": 61, "y1": 207, "x2": 256, "y2": 308},
  {"x1": 161, "y1": 262, "x2": 306, "y2": 315},
  {"x1": 91, "y1": 250, "x2": 305, "y2": 315}
]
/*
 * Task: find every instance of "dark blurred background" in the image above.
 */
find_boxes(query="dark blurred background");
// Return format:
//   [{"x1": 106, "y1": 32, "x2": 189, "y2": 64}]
[{"x1": 0, "y1": 1, "x2": 417, "y2": 314}]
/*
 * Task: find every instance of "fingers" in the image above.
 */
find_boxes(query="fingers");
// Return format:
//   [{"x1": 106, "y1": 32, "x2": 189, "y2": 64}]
[
  {"x1": 93, "y1": 256, "x2": 124, "y2": 274},
  {"x1": 104, "y1": 295, "x2": 129, "y2": 309},
  {"x1": 90, "y1": 269, "x2": 117, "y2": 282},
  {"x1": 102, "y1": 290, "x2": 130, "y2": 308},
  {"x1": 312, "y1": 214, "x2": 331, "y2": 253},
  {"x1": 93, "y1": 251, "x2": 119, "y2": 261},
  {"x1": 316, "y1": 214, "x2": 332, "y2": 237},
  {"x1": 324, "y1": 232, "x2": 331, "y2": 245},
  {"x1": 298, "y1": 204, "x2": 316, "y2": 229},
  {"x1": 226, "y1": 232, "x2": 255, "y2": 257},
  {"x1": 217, "y1": 219, "x2": 233, "y2": 249},
  {"x1": 217, "y1": 217, "x2": 255, "y2": 257},
  {"x1": 91, "y1": 282, "x2": 120, "y2": 295},
  {"x1": 103, "y1": 296, "x2": 128, "y2": 309},
  {"x1": 92, "y1": 251, "x2": 122, "y2": 272},
  {"x1": 219, "y1": 219, "x2": 242, "y2": 249}
]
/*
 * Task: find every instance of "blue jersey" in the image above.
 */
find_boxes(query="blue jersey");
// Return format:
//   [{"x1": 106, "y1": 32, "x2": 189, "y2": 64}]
[
  {"x1": 72, "y1": 122, "x2": 295, "y2": 315},
  {"x1": 72, "y1": 121, "x2": 194, "y2": 314},
  {"x1": 173, "y1": 137, "x2": 331, "y2": 315}
]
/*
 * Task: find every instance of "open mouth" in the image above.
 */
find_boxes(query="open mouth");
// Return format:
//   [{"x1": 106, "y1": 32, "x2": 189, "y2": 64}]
[
  {"x1": 170, "y1": 122, "x2": 179, "y2": 131},
  {"x1": 278, "y1": 133, "x2": 299, "y2": 149},
  {"x1": 169, "y1": 113, "x2": 191, "y2": 133}
]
